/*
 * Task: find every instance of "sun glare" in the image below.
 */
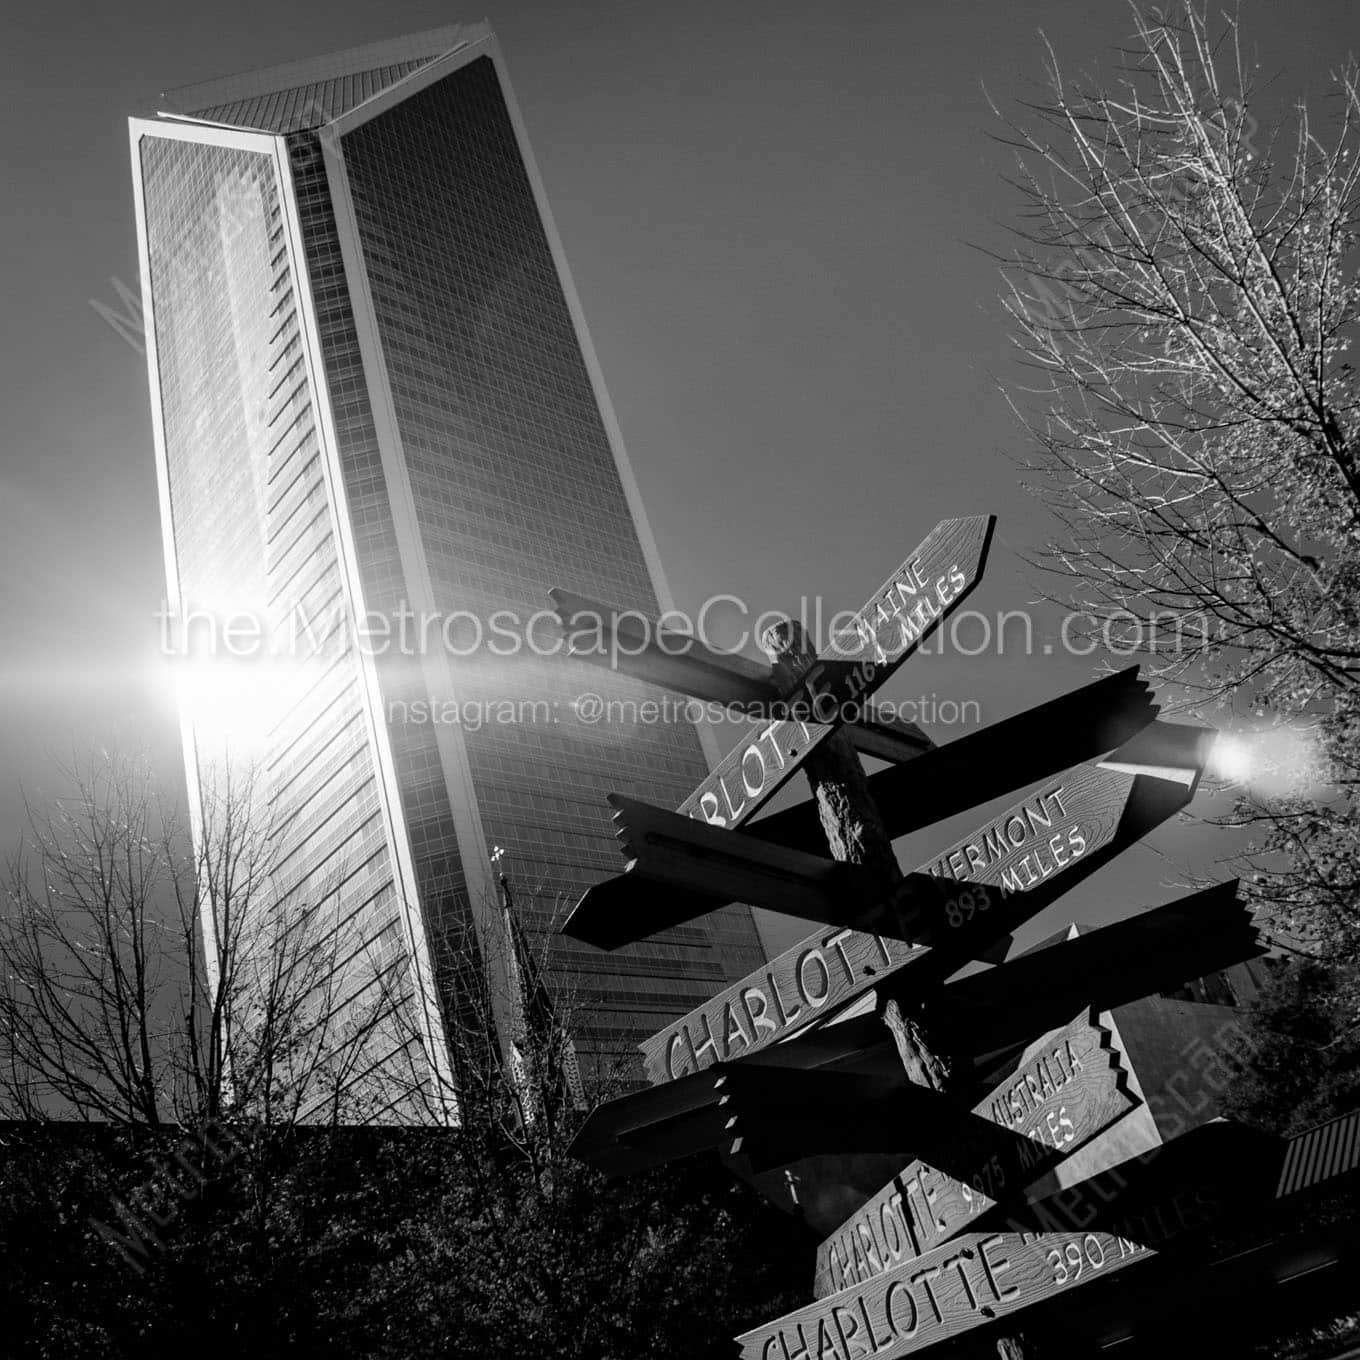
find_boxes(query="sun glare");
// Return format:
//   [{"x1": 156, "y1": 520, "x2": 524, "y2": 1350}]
[
  {"x1": 1206, "y1": 725, "x2": 1327, "y2": 797},
  {"x1": 1207, "y1": 732, "x2": 1255, "y2": 784},
  {"x1": 170, "y1": 656, "x2": 317, "y2": 758}
]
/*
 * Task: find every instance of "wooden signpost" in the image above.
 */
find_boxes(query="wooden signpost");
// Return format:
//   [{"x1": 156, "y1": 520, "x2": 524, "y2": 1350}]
[
  {"x1": 569, "y1": 885, "x2": 1261, "y2": 1177},
  {"x1": 751, "y1": 667, "x2": 1157, "y2": 848},
  {"x1": 569, "y1": 763, "x2": 1151, "y2": 951},
  {"x1": 569, "y1": 1060, "x2": 906, "y2": 1179},
  {"x1": 740, "y1": 1201, "x2": 1203, "y2": 1360},
  {"x1": 812, "y1": 1009, "x2": 1135, "y2": 1298},
  {"x1": 592, "y1": 764, "x2": 1132, "y2": 947},
  {"x1": 602, "y1": 794, "x2": 893, "y2": 927},
  {"x1": 655, "y1": 926, "x2": 922, "y2": 1082},
  {"x1": 607, "y1": 878, "x2": 1259, "y2": 1095},
  {"x1": 545, "y1": 511, "x2": 1274, "y2": 1357},
  {"x1": 734, "y1": 1110, "x2": 1359, "y2": 1360},
  {"x1": 570, "y1": 1013, "x2": 1128, "y2": 1186},
  {"x1": 559, "y1": 669, "x2": 1160, "y2": 956},
  {"x1": 632, "y1": 759, "x2": 1196, "y2": 1080},
  {"x1": 676, "y1": 516, "x2": 994, "y2": 829},
  {"x1": 551, "y1": 585, "x2": 936, "y2": 766},
  {"x1": 936, "y1": 881, "x2": 1263, "y2": 1054},
  {"x1": 554, "y1": 517, "x2": 993, "y2": 830},
  {"x1": 551, "y1": 585, "x2": 783, "y2": 708}
]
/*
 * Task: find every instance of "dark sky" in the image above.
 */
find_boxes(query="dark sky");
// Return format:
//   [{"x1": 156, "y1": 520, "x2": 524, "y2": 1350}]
[{"x1": 1, "y1": 0, "x2": 1353, "y2": 956}]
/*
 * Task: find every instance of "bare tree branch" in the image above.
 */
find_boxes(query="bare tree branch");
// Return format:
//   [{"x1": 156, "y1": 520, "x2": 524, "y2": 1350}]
[
  {"x1": 0, "y1": 751, "x2": 409, "y2": 1132},
  {"x1": 995, "y1": 0, "x2": 1360, "y2": 957}
]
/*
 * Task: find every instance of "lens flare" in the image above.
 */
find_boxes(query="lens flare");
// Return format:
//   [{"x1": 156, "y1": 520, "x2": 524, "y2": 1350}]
[
  {"x1": 1206, "y1": 725, "x2": 1326, "y2": 796},
  {"x1": 1207, "y1": 733, "x2": 1255, "y2": 784},
  {"x1": 169, "y1": 656, "x2": 318, "y2": 759}
]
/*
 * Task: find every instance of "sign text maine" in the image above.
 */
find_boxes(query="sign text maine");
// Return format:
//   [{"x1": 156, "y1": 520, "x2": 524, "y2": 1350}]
[{"x1": 681, "y1": 517, "x2": 993, "y2": 830}]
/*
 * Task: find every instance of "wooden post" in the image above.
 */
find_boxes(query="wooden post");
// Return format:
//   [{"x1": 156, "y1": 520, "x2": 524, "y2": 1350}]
[
  {"x1": 760, "y1": 618, "x2": 950, "y2": 1093},
  {"x1": 762, "y1": 619, "x2": 1039, "y2": 1360}
]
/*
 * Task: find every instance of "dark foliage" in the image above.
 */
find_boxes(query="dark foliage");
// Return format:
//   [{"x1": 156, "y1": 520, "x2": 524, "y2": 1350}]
[
  {"x1": 1219, "y1": 958, "x2": 1360, "y2": 1136},
  {"x1": 0, "y1": 1124, "x2": 809, "y2": 1359}
]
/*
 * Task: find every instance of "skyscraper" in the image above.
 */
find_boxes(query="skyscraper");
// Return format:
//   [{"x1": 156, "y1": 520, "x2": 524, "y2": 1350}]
[{"x1": 130, "y1": 23, "x2": 767, "y2": 1115}]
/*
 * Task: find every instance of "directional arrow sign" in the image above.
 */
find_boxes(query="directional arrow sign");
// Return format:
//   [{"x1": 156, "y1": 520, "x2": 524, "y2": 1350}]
[
  {"x1": 937, "y1": 881, "x2": 1264, "y2": 1054},
  {"x1": 550, "y1": 587, "x2": 936, "y2": 763},
  {"x1": 678, "y1": 516, "x2": 994, "y2": 830},
  {"x1": 813, "y1": 1009, "x2": 1136, "y2": 1298},
  {"x1": 641, "y1": 925, "x2": 921, "y2": 1081},
  {"x1": 570, "y1": 763, "x2": 1132, "y2": 951},
  {"x1": 566, "y1": 671, "x2": 1158, "y2": 950},
  {"x1": 723, "y1": 1012, "x2": 1136, "y2": 1178},
  {"x1": 599, "y1": 794, "x2": 890, "y2": 927},
  {"x1": 754, "y1": 668, "x2": 1157, "y2": 851},
  {"x1": 573, "y1": 1033, "x2": 1122, "y2": 1184},
  {"x1": 639, "y1": 757, "x2": 1199, "y2": 1082},
  {"x1": 571, "y1": 1061, "x2": 910, "y2": 1179},
  {"x1": 736, "y1": 1121, "x2": 1274, "y2": 1360},
  {"x1": 597, "y1": 882, "x2": 1254, "y2": 1103},
  {"x1": 740, "y1": 1199, "x2": 1201, "y2": 1360},
  {"x1": 550, "y1": 587, "x2": 782, "y2": 708}
]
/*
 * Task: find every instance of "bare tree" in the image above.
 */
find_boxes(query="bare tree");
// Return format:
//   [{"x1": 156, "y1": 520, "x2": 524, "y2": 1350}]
[
  {"x1": 0, "y1": 751, "x2": 406, "y2": 1130},
  {"x1": 992, "y1": 0, "x2": 1360, "y2": 954}
]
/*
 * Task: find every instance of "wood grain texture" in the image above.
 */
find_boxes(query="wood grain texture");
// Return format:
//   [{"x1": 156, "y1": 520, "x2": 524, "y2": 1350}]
[
  {"x1": 642, "y1": 927, "x2": 919, "y2": 1083},
  {"x1": 738, "y1": 1122, "x2": 1276, "y2": 1358},
  {"x1": 639, "y1": 763, "x2": 1166, "y2": 1083},
  {"x1": 742, "y1": 1224, "x2": 1159, "y2": 1359},
  {"x1": 812, "y1": 1010, "x2": 1136, "y2": 1298}
]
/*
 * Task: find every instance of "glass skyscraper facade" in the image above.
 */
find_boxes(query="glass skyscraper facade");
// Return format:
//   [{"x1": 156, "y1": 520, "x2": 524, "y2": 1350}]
[{"x1": 130, "y1": 24, "x2": 767, "y2": 1112}]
